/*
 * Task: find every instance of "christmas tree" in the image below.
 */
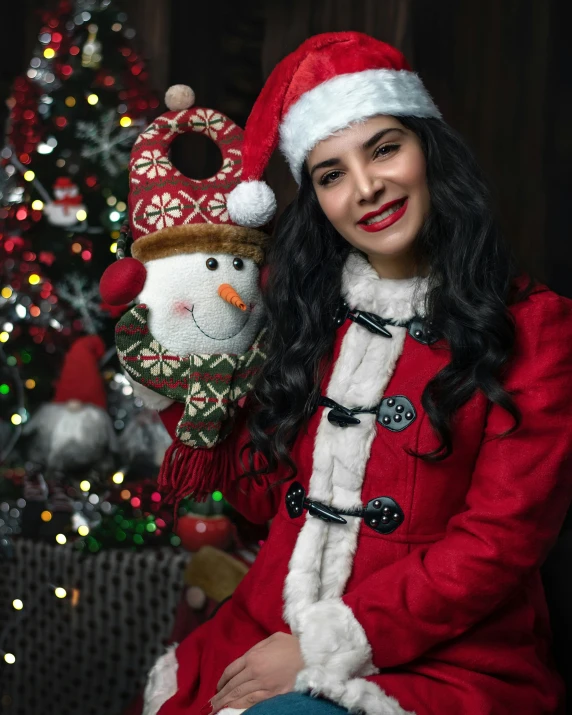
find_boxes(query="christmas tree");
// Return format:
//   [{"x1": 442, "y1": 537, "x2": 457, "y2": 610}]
[
  {"x1": 0, "y1": 0, "x2": 183, "y2": 554},
  {"x1": 0, "y1": 0, "x2": 159, "y2": 442}
]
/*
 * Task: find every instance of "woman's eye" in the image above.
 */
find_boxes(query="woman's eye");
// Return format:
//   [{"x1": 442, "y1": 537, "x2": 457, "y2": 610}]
[
  {"x1": 374, "y1": 143, "x2": 399, "y2": 158},
  {"x1": 206, "y1": 257, "x2": 218, "y2": 270},
  {"x1": 233, "y1": 257, "x2": 244, "y2": 270},
  {"x1": 319, "y1": 170, "x2": 342, "y2": 186}
]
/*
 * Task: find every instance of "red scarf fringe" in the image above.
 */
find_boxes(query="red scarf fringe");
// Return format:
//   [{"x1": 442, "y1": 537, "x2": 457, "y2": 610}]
[{"x1": 158, "y1": 440, "x2": 230, "y2": 521}]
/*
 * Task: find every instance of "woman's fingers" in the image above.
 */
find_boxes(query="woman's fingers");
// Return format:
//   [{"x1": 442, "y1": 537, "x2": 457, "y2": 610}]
[
  {"x1": 212, "y1": 668, "x2": 254, "y2": 709},
  {"x1": 216, "y1": 654, "x2": 247, "y2": 692},
  {"x1": 214, "y1": 690, "x2": 268, "y2": 713},
  {"x1": 210, "y1": 680, "x2": 261, "y2": 713}
]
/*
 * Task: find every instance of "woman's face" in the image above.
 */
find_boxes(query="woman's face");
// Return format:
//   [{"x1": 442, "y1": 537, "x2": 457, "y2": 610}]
[{"x1": 307, "y1": 115, "x2": 430, "y2": 279}]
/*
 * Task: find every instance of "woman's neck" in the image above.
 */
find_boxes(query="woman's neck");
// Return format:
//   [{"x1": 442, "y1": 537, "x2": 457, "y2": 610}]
[{"x1": 366, "y1": 252, "x2": 428, "y2": 280}]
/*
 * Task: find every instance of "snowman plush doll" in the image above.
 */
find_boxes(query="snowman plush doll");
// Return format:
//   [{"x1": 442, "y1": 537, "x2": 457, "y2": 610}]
[{"x1": 100, "y1": 85, "x2": 269, "y2": 505}]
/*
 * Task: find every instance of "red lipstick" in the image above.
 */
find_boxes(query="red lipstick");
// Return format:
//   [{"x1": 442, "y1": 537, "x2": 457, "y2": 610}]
[{"x1": 358, "y1": 198, "x2": 408, "y2": 233}]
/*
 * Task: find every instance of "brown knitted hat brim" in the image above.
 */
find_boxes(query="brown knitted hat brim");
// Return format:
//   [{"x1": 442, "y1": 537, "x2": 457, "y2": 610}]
[{"x1": 131, "y1": 224, "x2": 268, "y2": 265}]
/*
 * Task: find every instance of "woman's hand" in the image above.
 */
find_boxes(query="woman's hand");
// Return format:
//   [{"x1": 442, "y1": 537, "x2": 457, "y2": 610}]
[{"x1": 209, "y1": 632, "x2": 304, "y2": 713}]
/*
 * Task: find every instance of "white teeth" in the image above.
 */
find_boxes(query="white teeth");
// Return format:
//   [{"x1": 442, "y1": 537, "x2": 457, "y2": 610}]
[{"x1": 364, "y1": 200, "x2": 405, "y2": 225}]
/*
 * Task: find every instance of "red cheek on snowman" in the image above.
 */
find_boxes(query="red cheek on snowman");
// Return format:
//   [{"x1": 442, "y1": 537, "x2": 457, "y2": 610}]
[{"x1": 173, "y1": 300, "x2": 193, "y2": 315}]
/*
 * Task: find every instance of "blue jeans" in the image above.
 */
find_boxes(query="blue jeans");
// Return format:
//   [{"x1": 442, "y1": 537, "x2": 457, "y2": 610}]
[{"x1": 245, "y1": 692, "x2": 349, "y2": 714}]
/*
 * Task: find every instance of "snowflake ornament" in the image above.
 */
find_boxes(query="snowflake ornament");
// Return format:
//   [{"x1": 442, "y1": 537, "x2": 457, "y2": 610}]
[
  {"x1": 76, "y1": 110, "x2": 140, "y2": 176},
  {"x1": 57, "y1": 274, "x2": 105, "y2": 334}
]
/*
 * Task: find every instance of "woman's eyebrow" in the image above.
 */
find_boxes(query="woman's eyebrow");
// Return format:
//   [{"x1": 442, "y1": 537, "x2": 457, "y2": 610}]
[
  {"x1": 309, "y1": 157, "x2": 341, "y2": 178},
  {"x1": 362, "y1": 127, "x2": 405, "y2": 150},
  {"x1": 310, "y1": 127, "x2": 406, "y2": 177}
]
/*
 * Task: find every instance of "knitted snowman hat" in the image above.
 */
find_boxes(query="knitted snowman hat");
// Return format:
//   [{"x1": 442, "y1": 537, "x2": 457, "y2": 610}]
[
  {"x1": 227, "y1": 31, "x2": 441, "y2": 228},
  {"x1": 100, "y1": 87, "x2": 268, "y2": 306}
]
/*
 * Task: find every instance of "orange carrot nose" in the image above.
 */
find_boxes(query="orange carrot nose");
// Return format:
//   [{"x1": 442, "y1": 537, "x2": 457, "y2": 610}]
[{"x1": 218, "y1": 283, "x2": 247, "y2": 311}]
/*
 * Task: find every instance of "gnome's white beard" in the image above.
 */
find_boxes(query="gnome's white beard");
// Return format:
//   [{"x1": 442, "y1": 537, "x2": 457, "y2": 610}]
[
  {"x1": 24, "y1": 402, "x2": 117, "y2": 475},
  {"x1": 118, "y1": 408, "x2": 172, "y2": 475}
]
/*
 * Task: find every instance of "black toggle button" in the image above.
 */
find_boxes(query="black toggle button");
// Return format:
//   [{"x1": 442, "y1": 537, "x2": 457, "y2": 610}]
[
  {"x1": 364, "y1": 496, "x2": 404, "y2": 535},
  {"x1": 378, "y1": 395, "x2": 416, "y2": 432},
  {"x1": 408, "y1": 317, "x2": 438, "y2": 345},
  {"x1": 285, "y1": 482, "x2": 404, "y2": 535},
  {"x1": 328, "y1": 409, "x2": 361, "y2": 427},
  {"x1": 285, "y1": 483, "x2": 306, "y2": 519}
]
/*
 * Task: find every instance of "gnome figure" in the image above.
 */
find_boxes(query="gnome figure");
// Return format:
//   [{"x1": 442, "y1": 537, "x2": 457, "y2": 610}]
[
  {"x1": 100, "y1": 85, "x2": 269, "y2": 504},
  {"x1": 44, "y1": 177, "x2": 87, "y2": 227},
  {"x1": 23, "y1": 335, "x2": 118, "y2": 478}
]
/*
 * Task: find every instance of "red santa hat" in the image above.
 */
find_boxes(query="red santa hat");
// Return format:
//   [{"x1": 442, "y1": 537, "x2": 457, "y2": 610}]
[
  {"x1": 227, "y1": 31, "x2": 441, "y2": 228},
  {"x1": 53, "y1": 334, "x2": 107, "y2": 409}
]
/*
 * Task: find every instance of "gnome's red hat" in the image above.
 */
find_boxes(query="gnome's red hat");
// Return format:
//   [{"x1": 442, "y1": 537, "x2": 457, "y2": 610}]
[
  {"x1": 53, "y1": 335, "x2": 107, "y2": 409},
  {"x1": 99, "y1": 86, "x2": 268, "y2": 306},
  {"x1": 226, "y1": 31, "x2": 441, "y2": 228},
  {"x1": 54, "y1": 177, "x2": 75, "y2": 189}
]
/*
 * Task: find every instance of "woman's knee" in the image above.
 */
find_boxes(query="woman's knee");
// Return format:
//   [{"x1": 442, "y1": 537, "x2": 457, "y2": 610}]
[{"x1": 245, "y1": 692, "x2": 348, "y2": 714}]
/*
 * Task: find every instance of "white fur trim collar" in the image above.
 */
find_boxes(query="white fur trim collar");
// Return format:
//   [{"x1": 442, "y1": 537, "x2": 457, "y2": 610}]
[
  {"x1": 143, "y1": 644, "x2": 179, "y2": 715},
  {"x1": 341, "y1": 251, "x2": 429, "y2": 319},
  {"x1": 283, "y1": 253, "x2": 426, "y2": 713},
  {"x1": 279, "y1": 68, "x2": 441, "y2": 184}
]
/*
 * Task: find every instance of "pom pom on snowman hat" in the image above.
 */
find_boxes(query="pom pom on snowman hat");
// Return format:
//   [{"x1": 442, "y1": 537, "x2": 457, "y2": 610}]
[
  {"x1": 226, "y1": 31, "x2": 441, "y2": 228},
  {"x1": 99, "y1": 85, "x2": 268, "y2": 306},
  {"x1": 164, "y1": 84, "x2": 196, "y2": 111}
]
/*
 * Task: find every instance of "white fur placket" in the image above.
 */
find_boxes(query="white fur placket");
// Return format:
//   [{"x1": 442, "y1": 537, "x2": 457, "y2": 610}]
[{"x1": 286, "y1": 252, "x2": 427, "y2": 715}]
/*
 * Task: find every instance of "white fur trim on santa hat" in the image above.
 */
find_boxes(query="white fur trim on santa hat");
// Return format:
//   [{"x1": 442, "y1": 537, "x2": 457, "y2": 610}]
[
  {"x1": 142, "y1": 644, "x2": 179, "y2": 715},
  {"x1": 280, "y1": 68, "x2": 441, "y2": 184},
  {"x1": 227, "y1": 180, "x2": 277, "y2": 228}
]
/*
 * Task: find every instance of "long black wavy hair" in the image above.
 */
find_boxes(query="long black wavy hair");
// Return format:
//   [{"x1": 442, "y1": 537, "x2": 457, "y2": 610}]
[{"x1": 241, "y1": 117, "x2": 535, "y2": 480}]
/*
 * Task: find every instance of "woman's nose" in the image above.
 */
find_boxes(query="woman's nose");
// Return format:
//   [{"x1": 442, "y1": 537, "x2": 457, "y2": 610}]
[{"x1": 357, "y1": 176, "x2": 384, "y2": 204}]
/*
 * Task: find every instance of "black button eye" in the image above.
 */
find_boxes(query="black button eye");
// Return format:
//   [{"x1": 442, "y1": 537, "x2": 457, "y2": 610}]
[
  {"x1": 206, "y1": 257, "x2": 218, "y2": 271},
  {"x1": 233, "y1": 257, "x2": 244, "y2": 270}
]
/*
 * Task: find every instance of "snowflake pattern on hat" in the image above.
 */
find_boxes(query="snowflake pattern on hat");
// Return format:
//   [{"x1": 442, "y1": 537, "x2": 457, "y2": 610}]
[
  {"x1": 129, "y1": 108, "x2": 244, "y2": 241},
  {"x1": 133, "y1": 149, "x2": 171, "y2": 179}
]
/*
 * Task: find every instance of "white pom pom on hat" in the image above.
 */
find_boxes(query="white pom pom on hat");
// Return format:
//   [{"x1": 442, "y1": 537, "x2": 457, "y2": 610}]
[
  {"x1": 228, "y1": 32, "x2": 441, "y2": 229},
  {"x1": 227, "y1": 180, "x2": 277, "y2": 228},
  {"x1": 165, "y1": 84, "x2": 196, "y2": 112}
]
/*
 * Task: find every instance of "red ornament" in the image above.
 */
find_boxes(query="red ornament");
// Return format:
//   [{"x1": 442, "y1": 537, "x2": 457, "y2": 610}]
[
  {"x1": 175, "y1": 513, "x2": 233, "y2": 553},
  {"x1": 39, "y1": 251, "x2": 56, "y2": 266}
]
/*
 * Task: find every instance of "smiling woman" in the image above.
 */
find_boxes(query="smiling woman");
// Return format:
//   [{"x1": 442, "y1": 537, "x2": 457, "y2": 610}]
[
  {"x1": 307, "y1": 117, "x2": 430, "y2": 279},
  {"x1": 144, "y1": 31, "x2": 572, "y2": 715}
]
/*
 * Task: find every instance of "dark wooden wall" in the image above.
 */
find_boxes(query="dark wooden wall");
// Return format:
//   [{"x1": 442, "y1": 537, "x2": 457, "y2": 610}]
[{"x1": 5, "y1": 0, "x2": 571, "y2": 297}]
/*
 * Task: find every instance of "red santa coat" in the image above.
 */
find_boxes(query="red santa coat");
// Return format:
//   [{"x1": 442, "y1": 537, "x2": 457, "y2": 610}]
[{"x1": 144, "y1": 254, "x2": 572, "y2": 715}]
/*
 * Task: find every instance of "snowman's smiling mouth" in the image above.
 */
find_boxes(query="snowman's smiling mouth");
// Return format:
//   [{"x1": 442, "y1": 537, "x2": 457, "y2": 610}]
[{"x1": 186, "y1": 306, "x2": 251, "y2": 341}]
